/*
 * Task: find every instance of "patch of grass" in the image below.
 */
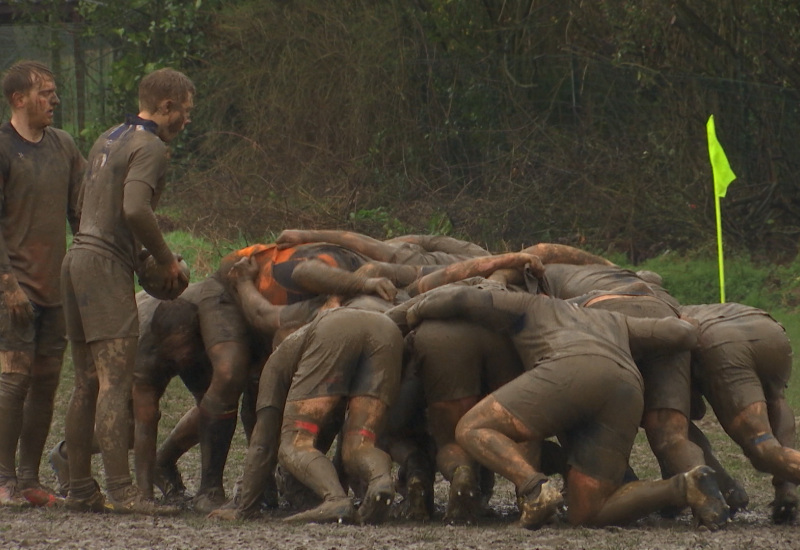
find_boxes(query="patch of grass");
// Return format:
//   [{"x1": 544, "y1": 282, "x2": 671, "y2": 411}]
[{"x1": 164, "y1": 230, "x2": 253, "y2": 280}]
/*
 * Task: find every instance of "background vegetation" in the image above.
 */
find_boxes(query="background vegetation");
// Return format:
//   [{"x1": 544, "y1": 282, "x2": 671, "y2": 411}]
[{"x1": 4, "y1": 0, "x2": 800, "y2": 263}]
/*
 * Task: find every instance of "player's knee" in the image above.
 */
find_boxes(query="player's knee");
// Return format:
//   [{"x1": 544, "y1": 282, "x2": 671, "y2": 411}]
[
  {"x1": 0, "y1": 371, "x2": 30, "y2": 401},
  {"x1": 643, "y1": 409, "x2": 689, "y2": 452},
  {"x1": 743, "y1": 433, "x2": 780, "y2": 473},
  {"x1": 207, "y1": 370, "x2": 247, "y2": 404},
  {"x1": 454, "y1": 417, "x2": 476, "y2": 450}
]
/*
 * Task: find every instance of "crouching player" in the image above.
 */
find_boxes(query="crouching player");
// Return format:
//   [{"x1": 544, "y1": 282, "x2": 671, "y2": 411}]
[
  {"x1": 211, "y1": 301, "x2": 403, "y2": 524},
  {"x1": 682, "y1": 302, "x2": 799, "y2": 523},
  {"x1": 405, "y1": 284, "x2": 730, "y2": 530}
]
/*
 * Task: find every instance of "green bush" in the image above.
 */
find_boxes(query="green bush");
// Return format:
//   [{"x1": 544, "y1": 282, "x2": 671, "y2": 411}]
[{"x1": 631, "y1": 252, "x2": 781, "y2": 309}]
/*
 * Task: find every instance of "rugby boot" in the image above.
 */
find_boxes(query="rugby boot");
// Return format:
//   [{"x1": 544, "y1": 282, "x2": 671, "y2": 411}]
[
  {"x1": 0, "y1": 482, "x2": 31, "y2": 508},
  {"x1": 18, "y1": 480, "x2": 63, "y2": 507},
  {"x1": 107, "y1": 484, "x2": 181, "y2": 516},
  {"x1": 65, "y1": 480, "x2": 110, "y2": 513},
  {"x1": 771, "y1": 483, "x2": 799, "y2": 524},
  {"x1": 721, "y1": 479, "x2": 749, "y2": 517},
  {"x1": 392, "y1": 449, "x2": 434, "y2": 521},
  {"x1": 443, "y1": 465, "x2": 481, "y2": 525},
  {"x1": 154, "y1": 462, "x2": 191, "y2": 505},
  {"x1": 231, "y1": 473, "x2": 279, "y2": 510},
  {"x1": 478, "y1": 466, "x2": 495, "y2": 511},
  {"x1": 48, "y1": 441, "x2": 70, "y2": 497},
  {"x1": 192, "y1": 486, "x2": 227, "y2": 514},
  {"x1": 283, "y1": 496, "x2": 355, "y2": 524},
  {"x1": 516, "y1": 480, "x2": 564, "y2": 530},
  {"x1": 394, "y1": 471, "x2": 434, "y2": 521},
  {"x1": 356, "y1": 474, "x2": 394, "y2": 525},
  {"x1": 276, "y1": 463, "x2": 322, "y2": 510},
  {"x1": 684, "y1": 466, "x2": 730, "y2": 530}
]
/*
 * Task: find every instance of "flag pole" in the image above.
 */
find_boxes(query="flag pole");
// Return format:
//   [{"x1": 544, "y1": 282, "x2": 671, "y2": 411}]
[
  {"x1": 714, "y1": 192, "x2": 725, "y2": 303},
  {"x1": 706, "y1": 115, "x2": 736, "y2": 304}
]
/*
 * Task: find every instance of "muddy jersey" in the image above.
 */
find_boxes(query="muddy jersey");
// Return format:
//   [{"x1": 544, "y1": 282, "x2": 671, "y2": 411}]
[
  {"x1": 410, "y1": 286, "x2": 697, "y2": 378},
  {"x1": 489, "y1": 291, "x2": 643, "y2": 376},
  {"x1": 70, "y1": 116, "x2": 168, "y2": 271},
  {"x1": 0, "y1": 122, "x2": 84, "y2": 305},
  {"x1": 681, "y1": 302, "x2": 783, "y2": 335},
  {"x1": 541, "y1": 264, "x2": 680, "y2": 310},
  {"x1": 681, "y1": 302, "x2": 792, "y2": 423},
  {"x1": 218, "y1": 242, "x2": 369, "y2": 305}
]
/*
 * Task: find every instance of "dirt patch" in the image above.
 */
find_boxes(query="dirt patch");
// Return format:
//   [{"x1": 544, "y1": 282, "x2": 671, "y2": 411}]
[
  {"x1": 1, "y1": 473, "x2": 795, "y2": 550},
  {"x1": 1, "y1": 375, "x2": 797, "y2": 550}
]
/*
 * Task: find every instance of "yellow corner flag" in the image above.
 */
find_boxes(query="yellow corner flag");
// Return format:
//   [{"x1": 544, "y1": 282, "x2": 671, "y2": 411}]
[{"x1": 706, "y1": 115, "x2": 736, "y2": 197}]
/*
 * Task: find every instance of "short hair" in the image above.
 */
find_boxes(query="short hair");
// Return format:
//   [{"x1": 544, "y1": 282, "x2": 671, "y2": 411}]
[
  {"x1": 151, "y1": 298, "x2": 200, "y2": 339},
  {"x1": 138, "y1": 68, "x2": 195, "y2": 113},
  {"x1": 2, "y1": 60, "x2": 54, "y2": 106}
]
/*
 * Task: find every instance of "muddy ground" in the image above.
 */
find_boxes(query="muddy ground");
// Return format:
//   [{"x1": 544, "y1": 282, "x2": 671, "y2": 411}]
[
  {"x1": 0, "y1": 478, "x2": 796, "y2": 550},
  {"x1": 1, "y1": 379, "x2": 798, "y2": 549}
]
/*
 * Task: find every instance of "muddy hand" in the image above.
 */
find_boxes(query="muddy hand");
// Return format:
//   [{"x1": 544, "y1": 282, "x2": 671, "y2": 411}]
[
  {"x1": 522, "y1": 253, "x2": 545, "y2": 279},
  {"x1": 275, "y1": 229, "x2": 308, "y2": 250},
  {"x1": 228, "y1": 256, "x2": 260, "y2": 283},
  {"x1": 0, "y1": 274, "x2": 34, "y2": 326},
  {"x1": 161, "y1": 259, "x2": 188, "y2": 296},
  {"x1": 207, "y1": 507, "x2": 240, "y2": 521},
  {"x1": 363, "y1": 277, "x2": 397, "y2": 301}
]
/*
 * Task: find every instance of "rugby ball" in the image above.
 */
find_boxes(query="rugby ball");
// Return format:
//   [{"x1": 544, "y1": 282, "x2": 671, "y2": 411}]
[{"x1": 137, "y1": 254, "x2": 190, "y2": 300}]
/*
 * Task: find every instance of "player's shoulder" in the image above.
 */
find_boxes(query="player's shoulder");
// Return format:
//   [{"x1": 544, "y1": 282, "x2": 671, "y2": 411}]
[{"x1": 46, "y1": 127, "x2": 82, "y2": 153}]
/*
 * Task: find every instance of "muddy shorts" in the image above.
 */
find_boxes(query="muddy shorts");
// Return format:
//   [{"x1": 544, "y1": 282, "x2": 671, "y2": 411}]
[
  {"x1": 412, "y1": 319, "x2": 523, "y2": 403},
  {"x1": 694, "y1": 317, "x2": 792, "y2": 427},
  {"x1": 61, "y1": 248, "x2": 138, "y2": 343},
  {"x1": 285, "y1": 308, "x2": 404, "y2": 406},
  {"x1": 493, "y1": 355, "x2": 643, "y2": 484},
  {"x1": 0, "y1": 301, "x2": 66, "y2": 374},
  {"x1": 389, "y1": 243, "x2": 476, "y2": 266},
  {"x1": 179, "y1": 277, "x2": 250, "y2": 350},
  {"x1": 589, "y1": 296, "x2": 690, "y2": 417}
]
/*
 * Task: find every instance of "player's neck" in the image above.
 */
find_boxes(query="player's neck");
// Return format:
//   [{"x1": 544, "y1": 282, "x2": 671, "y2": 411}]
[{"x1": 10, "y1": 114, "x2": 45, "y2": 143}]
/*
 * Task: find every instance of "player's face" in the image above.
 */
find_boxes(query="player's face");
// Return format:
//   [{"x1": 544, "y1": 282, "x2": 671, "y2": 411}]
[
  {"x1": 160, "y1": 93, "x2": 194, "y2": 143},
  {"x1": 23, "y1": 76, "x2": 59, "y2": 130}
]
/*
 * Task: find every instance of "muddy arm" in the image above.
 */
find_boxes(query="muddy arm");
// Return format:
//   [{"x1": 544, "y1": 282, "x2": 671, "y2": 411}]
[
  {"x1": 354, "y1": 261, "x2": 423, "y2": 288},
  {"x1": 228, "y1": 257, "x2": 285, "y2": 334},
  {"x1": 520, "y1": 243, "x2": 614, "y2": 266},
  {"x1": 67, "y1": 150, "x2": 86, "y2": 234},
  {"x1": 408, "y1": 253, "x2": 544, "y2": 296},
  {"x1": 276, "y1": 229, "x2": 397, "y2": 262},
  {"x1": 292, "y1": 259, "x2": 397, "y2": 301},
  {"x1": 405, "y1": 285, "x2": 521, "y2": 332},
  {"x1": 386, "y1": 234, "x2": 490, "y2": 257},
  {"x1": 0, "y1": 173, "x2": 33, "y2": 323}
]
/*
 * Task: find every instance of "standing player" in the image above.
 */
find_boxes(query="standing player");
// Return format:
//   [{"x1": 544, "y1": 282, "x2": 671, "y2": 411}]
[
  {"x1": 60, "y1": 68, "x2": 192, "y2": 514},
  {"x1": 0, "y1": 60, "x2": 84, "y2": 506}
]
